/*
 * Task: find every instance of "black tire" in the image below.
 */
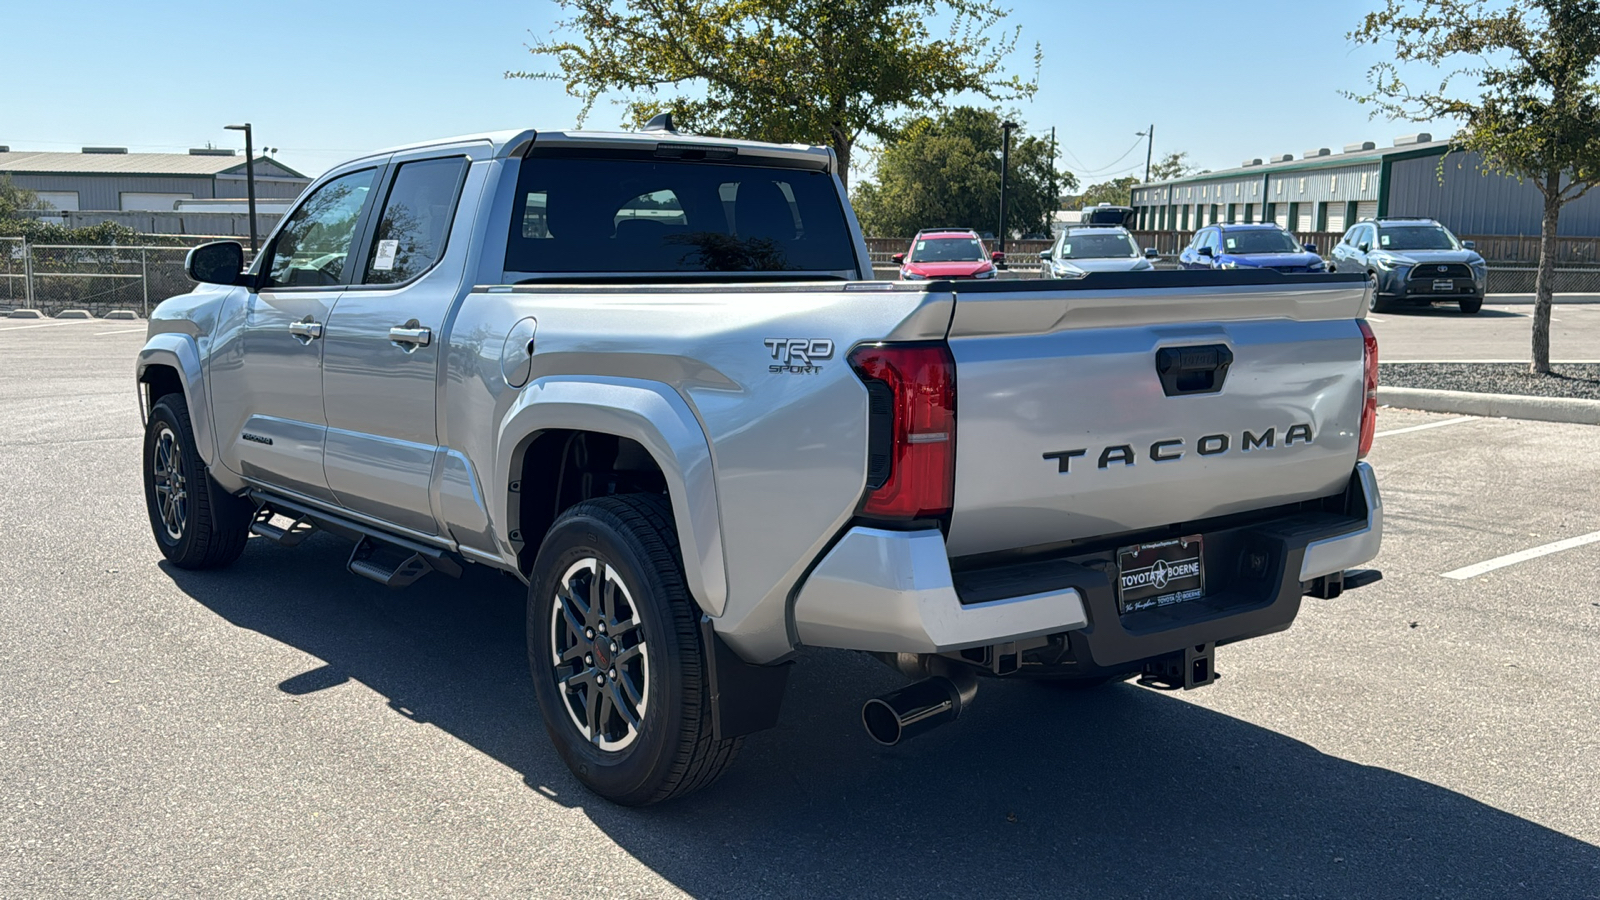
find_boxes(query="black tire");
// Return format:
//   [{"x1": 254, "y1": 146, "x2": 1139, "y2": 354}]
[
  {"x1": 1366, "y1": 271, "x2": 1393, "y2": 313},
  {"x1": 143, "y1": 395, "x2": 251, "y2": 569},
  {"x1": 1459, "y1": 296, "x2": 1483, "y2": 314},
  {"x1": 527, "y1": 493, "x2": 740, "y2": 806}
]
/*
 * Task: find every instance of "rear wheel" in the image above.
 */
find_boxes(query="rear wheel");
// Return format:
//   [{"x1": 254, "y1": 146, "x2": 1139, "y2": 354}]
[
  {"x1": 1459, "y1": 296, "x2": 1483, "y2": 314},
  {"x1": 143, "y1": 395, "x2": 250, "y2": 569},
  {"x1": 527, "y1": 494, "x2": 740, "y2": 806}
]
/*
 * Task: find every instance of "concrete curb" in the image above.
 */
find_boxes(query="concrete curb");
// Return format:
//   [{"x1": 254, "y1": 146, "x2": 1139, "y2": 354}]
[
  {"x1": 1378, "y1": 386, "x2": 1600, "y2": 425},
  {"x1": 103, "y1": 310, "x2": 140, "y2": 321},
  {"x1": 54, "y1": 309, "x2": 92, "y2": 319},
  {"x1": 1485, "y1": 293, "x2": 1600, "y2": 305},
  {"x1": 7, "y1": 309, "x2": 44, "y2": 319}
]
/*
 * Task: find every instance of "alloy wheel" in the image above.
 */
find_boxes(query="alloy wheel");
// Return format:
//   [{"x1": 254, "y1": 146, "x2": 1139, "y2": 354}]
[
  {"x1": 550, "y1": 557, "x2": 649, "y2": 751},
  {"x1": 151, "y1": 425, "x2": 188, "y2": 542}
]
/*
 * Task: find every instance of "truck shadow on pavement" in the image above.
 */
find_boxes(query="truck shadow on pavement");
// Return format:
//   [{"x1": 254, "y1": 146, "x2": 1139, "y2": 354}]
[{"x1": 164, "y1": 535, "x2": 1600, "y2": 900}]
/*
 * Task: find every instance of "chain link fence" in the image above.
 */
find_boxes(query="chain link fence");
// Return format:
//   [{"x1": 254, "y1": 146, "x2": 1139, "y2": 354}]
[{"x1": 0, "y1": 238, "x2": 251, "y2": 317}]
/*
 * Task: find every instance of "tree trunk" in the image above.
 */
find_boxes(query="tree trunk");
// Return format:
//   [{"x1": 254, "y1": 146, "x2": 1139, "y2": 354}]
[
  {"x1": 1531, "y1": 173, "x2": 1561, "y2": 375},
  {"x1": 830, "y1": 127, "x2": 852, "y2": 191}
]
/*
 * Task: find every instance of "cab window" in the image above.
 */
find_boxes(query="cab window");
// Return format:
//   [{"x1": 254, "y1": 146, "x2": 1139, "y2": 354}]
[
  {"x1": 363, "y1": 157, "x2": 469, "y2": 285},
  {"x1": 265, "y1": 169, "x2": 376, "y2": 288}
]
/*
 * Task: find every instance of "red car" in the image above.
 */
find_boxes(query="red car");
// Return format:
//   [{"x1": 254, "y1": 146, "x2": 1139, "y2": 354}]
[{"x1": 892, "y1": 229, "x2": 1004, "y2": 280}]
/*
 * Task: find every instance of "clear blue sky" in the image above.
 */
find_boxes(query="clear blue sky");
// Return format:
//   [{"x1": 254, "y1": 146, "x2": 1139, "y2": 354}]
[{"x1": 3, "y1": 0, "x2": 1449, "y2": 185}]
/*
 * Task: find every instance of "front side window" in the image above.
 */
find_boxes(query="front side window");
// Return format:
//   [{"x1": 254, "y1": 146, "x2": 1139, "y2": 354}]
[
  {"x1": 1378, "y1": 224, "x2": 1460, "y2": 251},
  {"x1": 1223, "y1": 228, "x2": 1302, "y2": 254},
  {"x1": 266, "y1": 169, "x2": 376, "y2": 288},
  {"x1": 1061, "y1": 232, "x2": 1139, "y2": 259},
  {"x1": 505, "y1": 154, "x2": 854, "y2": 275},
  {"x1": 910, "y1": 237, "x2": 985, "y2": 262},
  {"x1": 364, "y1": 156, "x2": 468, "y2": 285}
]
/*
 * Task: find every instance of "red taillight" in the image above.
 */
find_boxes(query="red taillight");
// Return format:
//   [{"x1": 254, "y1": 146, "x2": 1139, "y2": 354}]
[
  {"x1": 849, "y1": 343, "x2": 956, "y2": 520},
  {"x1": 1358, "y1": 319, "x2": 1379, "y2": 458}
]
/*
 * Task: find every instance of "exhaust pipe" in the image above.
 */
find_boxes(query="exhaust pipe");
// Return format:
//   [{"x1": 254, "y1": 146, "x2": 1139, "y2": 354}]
[{"x1": 861, "y1": 668, "x2": 978, "y2": 747}]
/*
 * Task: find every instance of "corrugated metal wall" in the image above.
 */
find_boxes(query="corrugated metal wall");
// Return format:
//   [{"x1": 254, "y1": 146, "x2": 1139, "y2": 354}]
[
  {"x1": 8, "y1": 171, "x2": 309, "y2": 210},
  {"x1": 1387, "y1": 151, "x2": 1600, "y2": 235},
  {"x1": 9, "y1": 174, "x2": 215, "y2": 210},
  {"x1": 1265, "y1": 162, "x2": 1380, "y2": 209}
]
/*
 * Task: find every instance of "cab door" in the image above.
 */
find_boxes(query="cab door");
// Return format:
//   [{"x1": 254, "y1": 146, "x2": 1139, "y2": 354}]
[
  {"x1": 209, "y1": 166, "x2": 382, "y2": 503},
  {"x1": 319, "y1": 150, "x2": 478, "y2": 535}
]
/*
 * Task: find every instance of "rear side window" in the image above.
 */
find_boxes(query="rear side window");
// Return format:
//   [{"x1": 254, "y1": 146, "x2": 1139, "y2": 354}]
[
  {"x1": 504, "y1": 155, "x2": 854, "y2": 275},
  {"x1": 364, "y1": 156, "x2": 468, "y2": 284}
]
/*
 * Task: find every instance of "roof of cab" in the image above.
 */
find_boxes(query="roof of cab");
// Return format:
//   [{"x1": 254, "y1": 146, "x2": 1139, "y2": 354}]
[{"x1": 340, "y1": 128, "x2": 834, "y2": 172}]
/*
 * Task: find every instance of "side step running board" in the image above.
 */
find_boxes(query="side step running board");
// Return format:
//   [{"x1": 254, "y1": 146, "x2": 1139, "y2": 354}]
[
  {"x1": 250, "y1": 506, "x2": 318, "y2": 546},
  {"x1": 348, "y1": 536, "x2": 437, "y2": 588},
  {"x1": 246, "y1": 490, "x2": 463, "y2": 588}
]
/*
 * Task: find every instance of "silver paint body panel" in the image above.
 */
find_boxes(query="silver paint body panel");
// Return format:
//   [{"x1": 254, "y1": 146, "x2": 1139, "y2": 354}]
[
  {"x1": 137, "y1": 129, "x2": 1380, "y2": 666},
  {"x1": 792, "y1": 527, "x2": 1089, "y2": 652}
]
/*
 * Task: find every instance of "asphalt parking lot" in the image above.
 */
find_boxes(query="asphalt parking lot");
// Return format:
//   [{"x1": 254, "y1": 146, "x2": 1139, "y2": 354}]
[
  {"x1": 2, "y1": 320, "x2": 1598, "y2": 898},
  {"x1": 1367, "y1": 295, "x2": 1600, "y2": 362}
]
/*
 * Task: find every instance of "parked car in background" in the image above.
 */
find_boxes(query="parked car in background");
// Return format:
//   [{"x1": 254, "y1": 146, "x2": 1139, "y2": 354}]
[
  {"x1": 1080, "y1": 203, "x2": 1137, "y2": 228},
  {"x1": 1328, "y1": 217, "x2": 1487, "y2": 314},
  {"x1": 1039, "y1": 226, "x2": 1158, "y2": 278},
  {"x1": 893, "y1": 228, "x2": 1002, "y2": 280},
  {"x1": 1179, "y1": 224, "x2": 1327, "y2": 274}
]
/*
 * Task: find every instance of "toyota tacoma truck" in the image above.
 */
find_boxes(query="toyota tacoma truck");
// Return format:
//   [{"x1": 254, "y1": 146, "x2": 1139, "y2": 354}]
[{"x1": 136, "y1": 121, "x2": 1383, "y2": 806}]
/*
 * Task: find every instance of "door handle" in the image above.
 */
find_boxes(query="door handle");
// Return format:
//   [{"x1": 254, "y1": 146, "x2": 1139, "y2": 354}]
[
  {"x1": 388, "y1": 321, "x2": 432, "y2": 348},
  {"x1": 288, "y1": 318, "x2": 324, "y2": 342}
]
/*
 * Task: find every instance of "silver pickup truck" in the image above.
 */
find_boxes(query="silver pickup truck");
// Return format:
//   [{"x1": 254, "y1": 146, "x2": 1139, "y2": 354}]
[{"x1": 136, "y1": 125, "x2": 1383, "y2": 806}]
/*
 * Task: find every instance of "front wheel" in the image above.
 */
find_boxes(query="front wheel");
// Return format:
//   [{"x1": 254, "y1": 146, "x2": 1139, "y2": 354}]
[
  {"x1": 527, "y1": 494, "x2": 741, "y2": 806},
  {"x1": 1366, "y1": 272, "x2": 1393, "y2": 313},
  {"x1": 143, "y1": 395, "x2": 250, "y2": 569},
  {"x1": 1459, "y1": 296, "x2": 1483, "y2": 314}
]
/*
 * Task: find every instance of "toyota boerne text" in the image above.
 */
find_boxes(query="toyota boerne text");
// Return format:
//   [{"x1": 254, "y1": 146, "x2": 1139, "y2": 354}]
[{"x1": 135, "y1": 119, "x2": 1383, "y2": 806}]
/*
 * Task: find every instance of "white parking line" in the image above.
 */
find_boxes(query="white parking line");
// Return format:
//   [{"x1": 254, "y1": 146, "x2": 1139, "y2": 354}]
[
  {"x1": 1442, "y1": 530, "x2": 1600, "y2": 580},
  {"x1": 94, "y1": 328, "x2": 146, "y2": 336},
  {"x1": 1374, "y1": 416, "x2": 1477, "y2": 438},
  {"x1": 1366, "y1": 316, "x2": 1386, "y2": 323}
]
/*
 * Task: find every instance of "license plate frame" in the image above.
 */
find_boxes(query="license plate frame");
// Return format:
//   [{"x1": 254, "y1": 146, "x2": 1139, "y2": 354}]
[
  {"x1": 1116, "y1": 535, "x2": 1205, "y2": 614},
  {"x1": 1432, "y1": 278, "x2": 1455, "y2": 292}
]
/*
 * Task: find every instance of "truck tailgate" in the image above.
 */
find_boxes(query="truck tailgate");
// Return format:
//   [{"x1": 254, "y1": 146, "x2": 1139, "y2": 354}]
[{"x1": 943, "y1": 273, "x2": 1369, "y2": 558}]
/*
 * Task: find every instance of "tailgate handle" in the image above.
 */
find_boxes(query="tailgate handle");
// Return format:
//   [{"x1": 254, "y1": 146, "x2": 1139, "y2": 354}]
[{"x1": 1156, "y1": 344, "x2": 1234, "y2": 396}]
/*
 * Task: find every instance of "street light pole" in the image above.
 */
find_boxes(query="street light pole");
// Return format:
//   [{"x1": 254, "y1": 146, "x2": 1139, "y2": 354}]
[
  {"x1": 999, "y1": 120, "x2": 1018, "y2": 254},
  {"x1": 224, "y1": 123, "x2": 258, "y2": 254}
]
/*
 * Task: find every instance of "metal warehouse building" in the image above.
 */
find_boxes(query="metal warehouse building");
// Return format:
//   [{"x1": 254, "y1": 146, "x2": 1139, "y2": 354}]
[
  {"x1": 0, "y1": 146, "x2": 310, "y2": 213},
  {"x1": 1129, "y1": 134, "x2": 1600, "y2": 239}
]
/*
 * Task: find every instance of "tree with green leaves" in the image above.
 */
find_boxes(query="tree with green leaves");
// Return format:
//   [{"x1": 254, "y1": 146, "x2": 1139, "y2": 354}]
[
  {"x1": 514, "y1": 0, "x2": 1038, "y2": 188},
  {"x1": 0, "y1": 175, "x2": 42, "y2": 222},
  {"x1": 849, "y1": 107, "x2": 1074, "y2": 238},
  {"x1": 1350, "y1": 0, "x2": 1600, "y2": 374},
  {"x1": 1068, "y1": 176, "x2": 1140, "y2": 211},
  {"x1": 1149, "y1": 151, "x2": 1196, "y2": 181}
]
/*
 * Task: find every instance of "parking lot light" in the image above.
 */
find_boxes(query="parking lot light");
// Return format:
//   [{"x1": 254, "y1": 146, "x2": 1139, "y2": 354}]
[{"x1": 223, "y1": 124, "x2": 258, "y2": 254}]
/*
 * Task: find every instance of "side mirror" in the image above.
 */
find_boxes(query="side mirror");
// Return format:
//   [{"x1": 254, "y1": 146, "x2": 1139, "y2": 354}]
[
  {"x1": 990, "y1": 251, "x2": 1006, "y2": 263},
  {"x1": 891, "y1": 252, "x2": 905, "y2": 264},
  {"x1": 1357, "y1": 241, "x2": 1371, "y2": 253},
  {"x1": 1039, "y1": 249, "x2": 1052, "y2": 260},
  {"x1": 1462, "y1": 240, "x2": 1476, "y2": 250},
  {"x1": 185, "y1": 241, "x2": 245, "y2": 286},
  {"x1": 1144, "y1": 247, "x2": 1159, "y2": 259},
  {"x1": 1198, "y1": 246, "x2": 1214, "y2": 258},
  {"x1": 1303, "y1": 242, "x2": 1318, "y2": 253}
]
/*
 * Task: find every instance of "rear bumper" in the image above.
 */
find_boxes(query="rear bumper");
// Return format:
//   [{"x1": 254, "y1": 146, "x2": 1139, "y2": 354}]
[{"x1": 792, "y1": 463, "x2": 1381, "y2": 659}]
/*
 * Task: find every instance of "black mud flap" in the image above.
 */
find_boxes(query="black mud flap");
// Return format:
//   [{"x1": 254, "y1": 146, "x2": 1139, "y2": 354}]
[{"x1": 700, "y1": 616, "x2": 791, "y2": 741}]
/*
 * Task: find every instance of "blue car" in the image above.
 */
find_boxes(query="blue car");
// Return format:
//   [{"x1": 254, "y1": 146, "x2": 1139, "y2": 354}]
[{"x1": 1178, "y1": 223, "x2": 1327, "y2": 273}]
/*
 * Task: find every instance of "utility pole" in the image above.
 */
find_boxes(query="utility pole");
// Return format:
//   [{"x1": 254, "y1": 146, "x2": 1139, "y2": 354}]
[
  {"x1": 999, "y1": 120, "x2": 1018, "y2": 254},
  {"x1": 1049, "y1": 126, "x2": 1058, "y2": 215},
  {"x1": 1141, "y1": 124, "x2": 1155, "y2": 183},
  {"x1": 224, "y1": 123, "x2": 259, "y2": 254}
]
